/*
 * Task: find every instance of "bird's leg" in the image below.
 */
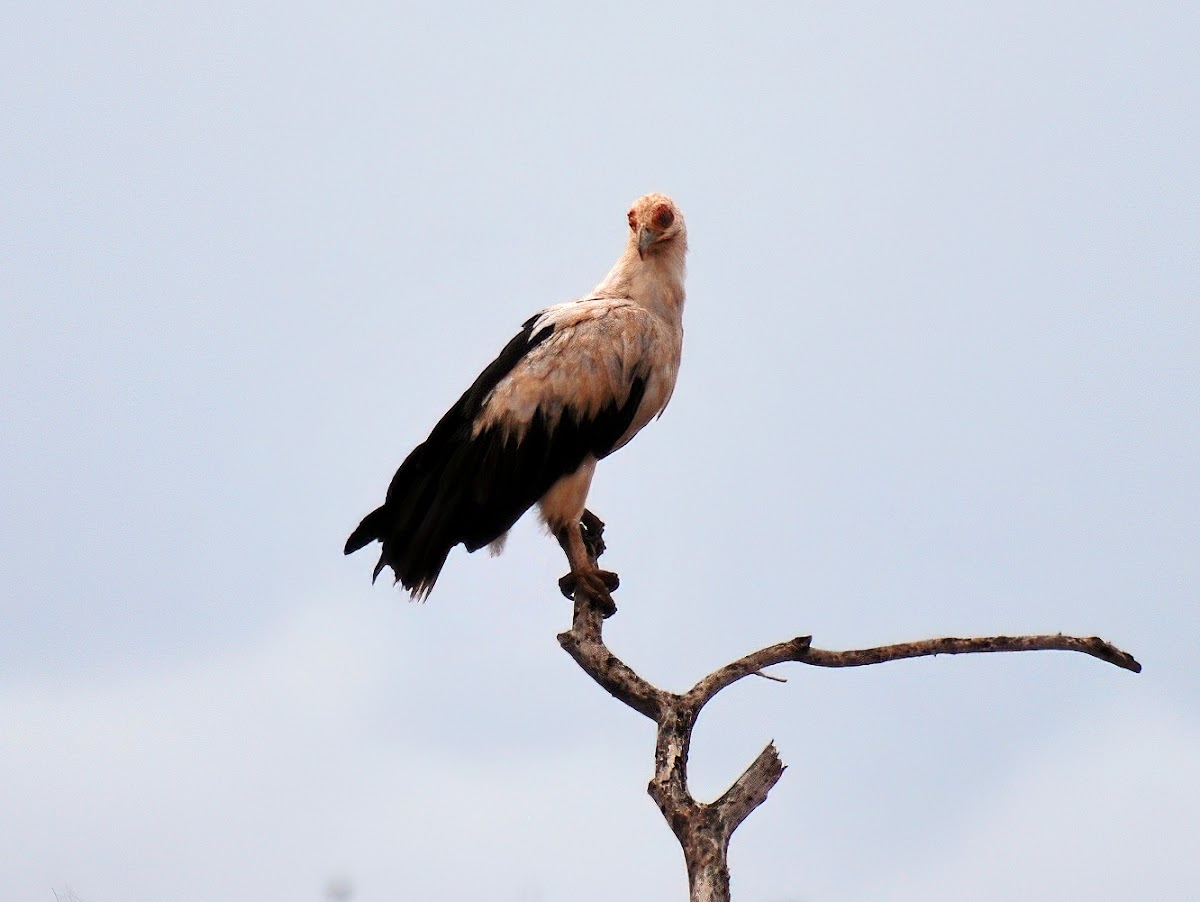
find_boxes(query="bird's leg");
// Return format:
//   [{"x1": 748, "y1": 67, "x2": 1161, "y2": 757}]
[
  {"x1": 580, "y1": 508, "x2": 607, "y2": 560},
  {"x1": 556, "y1": 519, "x2": 619, "y2": 617}
]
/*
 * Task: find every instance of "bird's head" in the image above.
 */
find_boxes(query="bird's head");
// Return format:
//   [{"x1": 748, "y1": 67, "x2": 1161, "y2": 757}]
[{"x1": 627, "y1": 194, "x2": 686, "y2": 260}]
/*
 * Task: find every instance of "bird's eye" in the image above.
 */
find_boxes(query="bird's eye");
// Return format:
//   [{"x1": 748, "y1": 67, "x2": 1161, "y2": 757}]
[
  {"x1": 652, "y1": 205, "x2": 674, "y2": 230},
  {"x1": 627, "y1": 210, "x2": 637, "y2": 230}
]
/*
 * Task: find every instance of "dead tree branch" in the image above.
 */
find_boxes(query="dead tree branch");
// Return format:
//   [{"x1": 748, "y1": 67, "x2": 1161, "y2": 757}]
[{"x1": 555, "y1": 524, "x2": 1140, "y2": 902}]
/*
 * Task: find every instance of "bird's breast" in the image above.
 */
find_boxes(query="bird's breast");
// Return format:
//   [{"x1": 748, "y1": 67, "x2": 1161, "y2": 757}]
[{"x1": 608, "y1": 346, "x2": 680, "y2": 454}]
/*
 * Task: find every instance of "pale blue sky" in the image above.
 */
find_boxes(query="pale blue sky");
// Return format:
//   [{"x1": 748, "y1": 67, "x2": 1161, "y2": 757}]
[{"x1": 3, "y1": 2, "x2": 1197, "y2": 900}]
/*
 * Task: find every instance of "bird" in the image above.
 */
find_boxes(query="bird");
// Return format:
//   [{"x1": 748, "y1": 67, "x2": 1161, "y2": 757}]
[{"x1": 344, "y1": 193, "x2": 687, "y2": 611}]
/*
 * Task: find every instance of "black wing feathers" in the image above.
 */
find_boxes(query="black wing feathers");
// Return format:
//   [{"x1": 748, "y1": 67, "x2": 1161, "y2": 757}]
[{"x1": 344, "y1": 315, "x2": 646, "y2": 598}]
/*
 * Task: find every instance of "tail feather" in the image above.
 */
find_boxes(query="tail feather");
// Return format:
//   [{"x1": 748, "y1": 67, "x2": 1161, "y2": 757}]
[
  {"x1": 344, "y1": 363, "x2": 649, "y2": 599},
  {"x1": 344, "y1": 442, "x2": 449, "y2": 595},
  {"x1": 344, "y1": 505, "x2": 388, "y2": 557},
  {"x1": 344, "y1": 422, "x2": 544, "y2": 599}
]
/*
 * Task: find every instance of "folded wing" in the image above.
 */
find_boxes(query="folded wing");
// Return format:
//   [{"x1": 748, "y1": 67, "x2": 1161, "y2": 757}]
[{"x1": 345, "y1": 298, "x2": 669, "y2": 598}]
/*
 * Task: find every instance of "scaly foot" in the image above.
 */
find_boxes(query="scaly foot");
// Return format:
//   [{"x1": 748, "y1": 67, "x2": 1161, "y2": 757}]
[{"x1": 558, "y1": 567, "x2": 619, "y2": 617}]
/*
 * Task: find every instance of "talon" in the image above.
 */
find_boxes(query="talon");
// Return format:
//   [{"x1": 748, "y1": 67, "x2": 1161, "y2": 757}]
[
  {"x1": 581, "y1": 510, "x2": 607, "y2": 560},
  {"x1": 588, "y1": 587, "x2": 618, "y2": 618},
  {"x1": 558, "y1": 568, "x2": 619, "y2": 617},
  {"x1": 581, "y1": 509, "x2": 605, "y2": 535},
  {"x1": 597, "y1": 569, "x2": 619, "y2": 592}
]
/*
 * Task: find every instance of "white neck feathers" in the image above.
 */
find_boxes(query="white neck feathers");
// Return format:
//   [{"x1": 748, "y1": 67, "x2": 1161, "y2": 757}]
[{"x1": 593, "y1": 238, "x2": 687, "y2": 325}]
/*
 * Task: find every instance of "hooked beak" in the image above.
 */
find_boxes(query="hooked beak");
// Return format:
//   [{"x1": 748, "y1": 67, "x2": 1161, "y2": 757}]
[{"x1": 637, "y1": 226, "x2": 656, "y2": 259}]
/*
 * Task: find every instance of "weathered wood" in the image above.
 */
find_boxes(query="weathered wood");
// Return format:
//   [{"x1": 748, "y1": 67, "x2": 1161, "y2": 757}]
[{"x1": 554, "y1": 523, "x2": 1140, "y2": 900}]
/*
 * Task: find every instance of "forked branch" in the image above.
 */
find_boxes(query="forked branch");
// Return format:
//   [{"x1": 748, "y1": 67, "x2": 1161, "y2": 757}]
[{"x1": 554, "y1": 523, "x2": 1140, "y2": 902}]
